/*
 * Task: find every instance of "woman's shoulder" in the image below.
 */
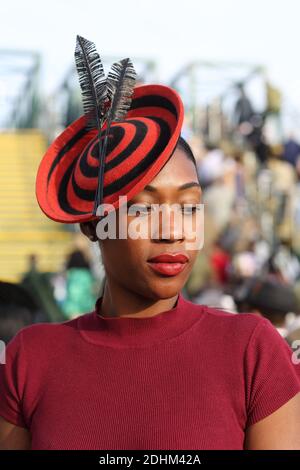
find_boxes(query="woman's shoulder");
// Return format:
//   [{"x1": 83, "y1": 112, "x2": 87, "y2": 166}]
[
  {"x1": 191, "y1": 299, "x2": 298, "y2": 368},
  {"x1": 186, "y1": 297, "x2": 266, "y2": 338},
  {"x1": 190, "y1": 301, "x2": 300, "y2": 405},
  {"x1": 196, "y1": 302, "x2": 300, "y2": 375},
  {"x1": 7, "y1": 311, "x2": 94, "y2": 353}
]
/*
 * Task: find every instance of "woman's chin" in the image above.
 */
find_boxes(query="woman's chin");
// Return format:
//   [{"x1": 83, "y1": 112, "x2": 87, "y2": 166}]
[{"x1": 145, "y1": 282, "x2": 184, "y2": 300}]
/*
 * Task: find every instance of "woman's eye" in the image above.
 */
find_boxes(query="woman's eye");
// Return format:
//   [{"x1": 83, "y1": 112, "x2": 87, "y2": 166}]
[
  {"x1": 128, "y1": 204, "x2": 151, "y2": 216},
  {"x1": 181, "y1": 205, "x2": 198, "y2": 215}
]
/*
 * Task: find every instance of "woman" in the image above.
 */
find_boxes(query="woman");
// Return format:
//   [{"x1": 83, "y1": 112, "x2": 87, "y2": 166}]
[{"x1": 1, "y1": 42, "x2": 300, "y2": 450}]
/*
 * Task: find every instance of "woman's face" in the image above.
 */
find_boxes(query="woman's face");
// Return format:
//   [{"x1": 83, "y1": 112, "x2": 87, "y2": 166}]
[{"x1": 81, "y1": 146, "x2": 202, "y2": 300}]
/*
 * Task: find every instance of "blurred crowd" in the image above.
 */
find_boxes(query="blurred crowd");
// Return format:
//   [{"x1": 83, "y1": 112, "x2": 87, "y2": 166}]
[{"x1": 184, "y1": 133, "x2": 300, "y2": 346}]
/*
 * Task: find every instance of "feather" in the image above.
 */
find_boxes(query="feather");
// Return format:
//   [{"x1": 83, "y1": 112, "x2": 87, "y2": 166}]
[
  {"x1": 75, "y1": 34, "x2": 108, "y2": 217},
  {"x1": 106, "y1": 58, "x2": 137, "y2": 122},
  {"x1": 92, "y1": 58, "x2": 136, "y2": 214},
  {"x1": 74, "y1": 35, "x2": 107, "y2": 130}
]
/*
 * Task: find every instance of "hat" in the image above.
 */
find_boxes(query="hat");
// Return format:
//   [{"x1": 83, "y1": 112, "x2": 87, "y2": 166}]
[{"x1": 36, "y1": 37, "x2": 184, "y2": 224}]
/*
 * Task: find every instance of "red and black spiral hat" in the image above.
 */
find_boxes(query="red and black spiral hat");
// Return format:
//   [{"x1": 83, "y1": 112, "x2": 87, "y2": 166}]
[
  {"x1": 36, "y1": 84, "x2": 184, "y2": 224},
  {"x1": 36, "y1": 37, "x2": 184, "y2": 224}
]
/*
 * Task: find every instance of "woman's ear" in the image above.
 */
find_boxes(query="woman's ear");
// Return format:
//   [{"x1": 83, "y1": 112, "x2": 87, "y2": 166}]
[{"x1": 79, "y1": 221, "x2": 98, "y2": 242}]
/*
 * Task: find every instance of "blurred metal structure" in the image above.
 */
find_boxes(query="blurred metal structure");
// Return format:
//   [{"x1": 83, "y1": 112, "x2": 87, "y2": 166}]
[
  {"x1": 0, "y1": 49, "x2": 41, "y2": 129},
  {"x1": 169, "y1": 60, "x2": 268, "y2": 144}
]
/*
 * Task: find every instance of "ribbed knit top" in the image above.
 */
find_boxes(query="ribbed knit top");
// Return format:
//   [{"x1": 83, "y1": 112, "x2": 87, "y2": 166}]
[{"x1": 1, "y1": 292, "x2": 300, "y2": 449}]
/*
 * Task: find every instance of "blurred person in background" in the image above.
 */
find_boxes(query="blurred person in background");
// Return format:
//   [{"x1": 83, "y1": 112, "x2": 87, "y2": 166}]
[
  {"x1": 270, "y1": 238, "x2": 300, "y2": 285},
  {"x1": 230, "y1": 240, "x2": 260, "y2": 280},
  {"x1": 209, "y1": 238, "x2": 231, "y2": 286},
  {"x1": 60, "y1": 249, "x2": 97, "y2": 319},
  {"x1": 202, "y1": 161, "x2": 236, "y2": 235},
  {"x1": 267, "y1": 145, "x2": 297, "y2": 234},
  {"x1": 21, "y1": 254, "x2": 65, "y2": 323},
  {"x1": 233, "y1": 83, "x2": 268, "y2": 166},
  {"x1": 196, "y1": 141, "x2": 224, "y2": 190},
  {"x1": 283, "y1": 134, "x2": 300, "y2": 169}
]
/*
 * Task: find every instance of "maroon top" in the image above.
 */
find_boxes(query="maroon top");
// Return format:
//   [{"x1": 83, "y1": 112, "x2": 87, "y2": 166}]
[{"x1": 0, "y1": 292, "x2": 300, "y2": 449}]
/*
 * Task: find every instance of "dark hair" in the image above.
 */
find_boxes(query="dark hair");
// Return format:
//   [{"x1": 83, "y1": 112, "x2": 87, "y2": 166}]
[
  {"x1": 0, "y1": 281, "x2": 38, "y2": 343},
  {"x1": 66, "y1": 250, "x2": 91, "y2": 270},
  {"x1": 0, "y1": 305, "x2": 33, "y2": 343},
  {"x1": 234, "y1": 277, "x2": 299, "y2": 319},
  {"x1": 176, "y1": 136, "x2": 197, "y2": 167}
]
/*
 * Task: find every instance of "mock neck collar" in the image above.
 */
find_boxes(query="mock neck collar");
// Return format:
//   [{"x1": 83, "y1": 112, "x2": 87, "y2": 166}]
[{"x1": 78, "y1": 292, "x2": 202, "y2": 348}]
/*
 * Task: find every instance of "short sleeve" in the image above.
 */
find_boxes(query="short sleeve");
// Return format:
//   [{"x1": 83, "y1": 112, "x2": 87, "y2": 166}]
[
  {"x1": 0, "y1": 330, "x2": 27, "y2": 428},
  {"x1": 245, "y1": 317, "x2": 300, "y2": 428}
]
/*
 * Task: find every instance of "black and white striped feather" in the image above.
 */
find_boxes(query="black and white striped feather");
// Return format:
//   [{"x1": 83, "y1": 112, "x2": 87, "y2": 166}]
[
  {"x1": 106, "y1": 58, "x2": 137, "y2": 122},
  {"x1": 93, "y1": 58, "x2": 137, "y2": 213},
  {"x1": 74, "y1": 35, "x2": 107, "y2": 130}
]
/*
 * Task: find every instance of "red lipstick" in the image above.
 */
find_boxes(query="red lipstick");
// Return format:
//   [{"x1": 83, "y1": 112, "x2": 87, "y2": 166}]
[{"x1": 147, "y1": 252, "x2": 189, "y2": 277}]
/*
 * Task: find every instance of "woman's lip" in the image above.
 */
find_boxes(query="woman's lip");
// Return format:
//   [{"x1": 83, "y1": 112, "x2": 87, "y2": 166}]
[
  {"x1": 147, "y1": 261, "x2": 188, "y2": 277},
  {"x1": 148, "y1": 253, "x2": 189, "y2": 263}
]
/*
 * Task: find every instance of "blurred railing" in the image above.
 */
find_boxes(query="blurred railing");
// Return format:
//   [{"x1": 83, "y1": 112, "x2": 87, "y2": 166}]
[{"x1": 0, "y1": 49, "x2": 41, "y2": 129}]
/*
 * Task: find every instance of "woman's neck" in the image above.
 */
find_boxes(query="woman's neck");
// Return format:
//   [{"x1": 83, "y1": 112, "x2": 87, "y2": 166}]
[{"x1": 99, "y1": 281, "x2": 179, "y2": 319}]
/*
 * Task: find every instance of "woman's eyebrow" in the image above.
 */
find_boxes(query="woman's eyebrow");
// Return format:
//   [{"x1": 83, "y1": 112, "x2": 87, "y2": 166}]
[{"x1": 144, "y1": 182, "x2": 201, "y2": 192}]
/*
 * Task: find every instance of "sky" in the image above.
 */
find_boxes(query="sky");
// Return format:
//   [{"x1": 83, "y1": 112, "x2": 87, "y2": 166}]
[{"x1": 1, "y1": 0, "x2": 300, "y2": 115}]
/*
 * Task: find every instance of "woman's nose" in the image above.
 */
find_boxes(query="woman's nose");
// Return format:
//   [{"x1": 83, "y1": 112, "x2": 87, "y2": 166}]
[{"x1": 151, "y1": 204, "x2": 185, "y2": 243}]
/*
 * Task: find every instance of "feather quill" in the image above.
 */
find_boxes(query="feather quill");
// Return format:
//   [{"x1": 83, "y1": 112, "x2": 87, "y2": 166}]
[{"x1": 93, "y1": 58, "x2": 136, "y2": 214}]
